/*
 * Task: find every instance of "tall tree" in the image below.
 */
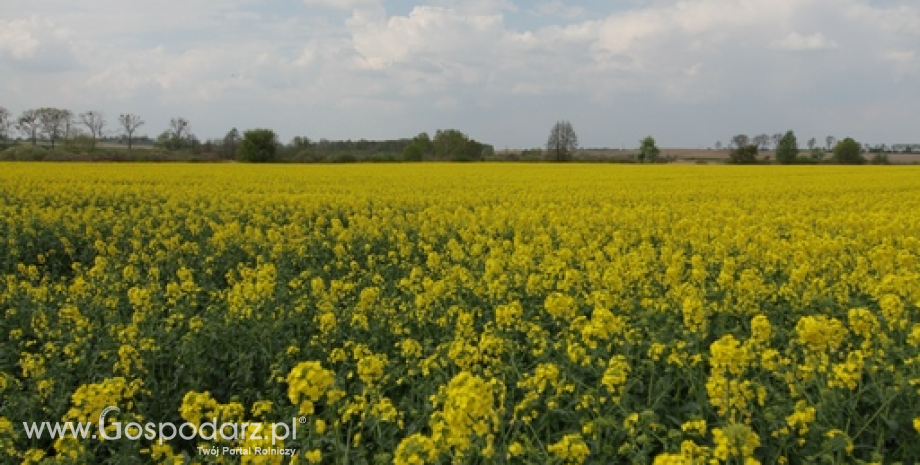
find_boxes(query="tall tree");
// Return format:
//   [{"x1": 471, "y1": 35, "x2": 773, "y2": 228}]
[
  {"x1": 118, "y1": 113, "x2": 145, "y2": 149},
  {"x1": 637, "y1": 136, "x2": 661, "y2": 163},
  {"x1": 79, "y1": 111, "x2": 106, "y2": 142},
  {"x1": 807, "y1": 137, "x2": 816, "y2": 150},
  {"x1": 752, "y1": 133, "x2": 770, "y2": 150},
  {"x1": 223, "y1": 128, "x2": 241, "y2": 159},
  {"x1": 775, "y1": 130, "x2": 799, "y2": 164},
  {"x1": 17, "y1": 109, "x2": 41, "y2": 145},
  {"x1": 546, "y1": 120, "x2": 578, "y2": 162},
  {"x1": 36, "y1": 108, "x2": 71, "y2": 150},
  {"x1": 826, "y1": 135, "x2": 836, "y2": 151}
]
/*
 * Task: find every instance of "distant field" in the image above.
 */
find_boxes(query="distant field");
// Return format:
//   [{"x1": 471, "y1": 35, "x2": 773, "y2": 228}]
[
  {"x1": 95, "y1": 142, "x2": 154, "y2": 150},
  {"x1": 498, "y1": 148, "x2": 920, "y2": 164}
]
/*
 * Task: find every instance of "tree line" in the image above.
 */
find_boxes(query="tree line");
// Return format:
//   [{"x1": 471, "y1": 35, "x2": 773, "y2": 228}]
[
  {"x1": 723, "y1": 131, "x2": 889, "y2": 165},
  {"x1": 0, "y1": 106, "x2": 148, "y2": 150},
  {"x1": 0, "y1": 105, "x2": 911, "y2": 164},
  {"x1": 0, "y1": 105, "x2": 497, "y2": 163}
]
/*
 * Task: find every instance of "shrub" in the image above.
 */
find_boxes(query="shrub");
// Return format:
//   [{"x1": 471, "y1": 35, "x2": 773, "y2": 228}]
[
  {"x1": 63, "y1": 135, "x2": 97, "y2": 155},
  {"x1": 833, "y1": 138, "x2": 865, "y2": 164},
  {"x1": 402, "y1": 144, "x2": 423, "y2": 162},
  {"x1": 332, "y1": 153, "x2": 358, "y2": 163},
  {"x1": 2, "y1": 144, "x2": 50, "y2": 161},
  {"x1": 728, "y1": 144, "x2": 759, "y2": 164},
  {"x1": 237, "y1": 129, "x2": 279, "y2": 163},
  {"x1": 870, "y1": 153, "x2": 891, "y2": 165}
]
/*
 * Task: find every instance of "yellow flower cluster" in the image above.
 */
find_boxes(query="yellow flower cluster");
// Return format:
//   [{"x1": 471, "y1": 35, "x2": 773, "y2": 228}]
[
  {"x1": 286, "y1": 361, "x2": 345, "y2": 416},
  {"x1": 2, "y1": 163, "x2": 920, "y2": 462},
  {"x1": 547, "y1": 433, "x2": 591, "y2": 464},
  {"x1": 65, "y1": 377, "x2": 144, "y2": 425},
  {"x1": 428, "y1": 371, "x2": 501, "y2": 458}
]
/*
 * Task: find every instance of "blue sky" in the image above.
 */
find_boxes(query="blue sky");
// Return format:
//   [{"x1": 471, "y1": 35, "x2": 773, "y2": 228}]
[{"x1": 1, "y1": 0, "x2": 918, "y2": 149}]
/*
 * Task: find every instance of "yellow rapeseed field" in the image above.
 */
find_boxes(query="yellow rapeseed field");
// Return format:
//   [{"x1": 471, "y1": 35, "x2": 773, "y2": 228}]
[{"x1": 1, "y1": 162, "x2": 919, "y2": 464}]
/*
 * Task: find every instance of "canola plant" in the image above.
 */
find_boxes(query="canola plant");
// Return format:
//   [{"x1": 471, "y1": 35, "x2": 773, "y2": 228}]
[{"x1": 1, "y1": 162, "x2": 918, "y2": 464}]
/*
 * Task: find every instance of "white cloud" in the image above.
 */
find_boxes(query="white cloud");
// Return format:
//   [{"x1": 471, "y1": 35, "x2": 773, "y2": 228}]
[
  {"x1": 884, "y1": 49, "x2": 920, "y2": 79},
  {"x1": 0, "y1": 18, "x2": 42, "y2": 59},
  {"x1": 531, "y1": 1, "x2": 587, "y2": 20},
  {"x1": 302, "y1": 0, "x2": 379, "y2": 8},
  {"x1": 1, "y1": 0, "x2": 919, "y2": 147},
  {"x1": 302, "y1": 0, "x2": 384, "y2": 19},
  {"x1": 0, "y1": 16, "x2": 79, "y2": 71},
  {"x1": 770, "y1": 32, "x2": 839, "y2": 52},
  {"x1": 350, "y1": 5, "x2": 505, "y2": 71}
]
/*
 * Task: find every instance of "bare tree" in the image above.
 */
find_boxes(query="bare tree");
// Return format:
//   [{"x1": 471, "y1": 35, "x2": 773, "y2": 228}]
[
  {"x1": 0, "y1": 106, "x2": 10, "y2": 140},
  {"x1": 169, "y1": 117, "x2": 190, "y2": 140},
  {"x1": 826, "y1": 135, "x2": 836, "y2": 151},
  {"x1": 36, "y1": 108, "x2": 72, "y2": 150},
  {"x1": 79, "y1": 111, "x2": 106, "y2": 142},
  {"x1": 715, "y1": 140, "x2": 723, "y2": 150},
  {"x1": 159, "y1": 117, "x2": 196, "y2": 150},
  {"x1": 731, "y1": 134, "x2": 750, "y2": 149},
  {"x1": 546, "y1": 120, "x2": 578, "y2": 161},
  {"x1": 17, "y1": 109, "x2": 43, "y2": 146},
  {"x1": 118, "y1": 113, "x2": 145, "y2": 149},
  {"x1": 752, "y1": 133, "x2": 770, "y2": 150},
  {"x1": 772, "y1": 133, "x2": 783, "y2": 150},
  {"x1": 807, "y1": 137, "x2": 816, "y2": 150}
]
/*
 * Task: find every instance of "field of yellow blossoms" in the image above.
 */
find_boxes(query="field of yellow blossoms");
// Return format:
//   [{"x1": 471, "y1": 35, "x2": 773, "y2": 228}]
[{"x1": 1, "y1": 162, "x2": 919, "y2": 464}]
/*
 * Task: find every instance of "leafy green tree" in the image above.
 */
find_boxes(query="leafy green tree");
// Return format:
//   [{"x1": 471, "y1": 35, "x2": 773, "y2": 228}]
[
  {"x1": 413, "y1": 132, "x2": 433, "y2": 155},
  {"x1": 546, "y1": 120, "x2": 577, "y2": 161},
  {"x1": 403, "y1": 132, "x2": 433, "y2": 161},
  {"x1": 637, "y1": 136, "x2": 660, "y2": 163},
  {"x1": 433, "y1": 129, "x2": 469, "y2": 160},
  {"x1": 775, "y1": 130, "x2": 799, "y2": 164},
  {"x1": 832, "y1": 137, "x2": 864, "y2": 164},
  {"x1": 728, "y1": 144, "x2": 759, "y2": 164},
  {"x1": 463, "y1": 138, "x2": 488, "y2": 162},
  {"x1": 237, "y1": 128, "x2": 279, "y2": 163}
]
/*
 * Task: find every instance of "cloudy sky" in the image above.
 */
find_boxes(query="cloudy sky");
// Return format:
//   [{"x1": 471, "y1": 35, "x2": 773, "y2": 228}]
[{"x1": 1, "y1": 0, "x2": 918, "y2": 149}]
